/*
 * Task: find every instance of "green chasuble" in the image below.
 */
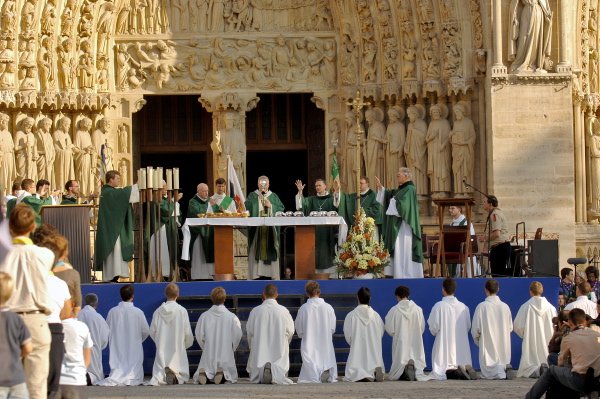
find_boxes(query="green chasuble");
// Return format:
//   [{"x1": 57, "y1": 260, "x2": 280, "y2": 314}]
[
  {"x1": 21, "y1": 195, "x2": 53, "y2": 226},
  {"x1": 338, "y1": 189, "x2": 383, "y2": 227},
  {"x1": 187, "y1": 195, "x2": 214, "y2": 263},
  {"x1": 61, "y1": 195, "x2": 78, "y2": 205},
  {"x1": 5, "y1": 198, "x2": 16, "y2": 216},
  {"x1": 95, "y1": 185, "x2": 135, "y2": 269},
  {"x1": 299, "y1": 193, "x2": 337, "y2": 270},
  {"x1": 245, "y1": 191, "x2": 285, "y2": 263},
  {"x1": 381, "y1": 181, "x2": 423, "y2": 263}
]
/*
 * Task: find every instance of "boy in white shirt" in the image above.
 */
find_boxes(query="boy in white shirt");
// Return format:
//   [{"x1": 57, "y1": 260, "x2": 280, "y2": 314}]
[{"x1": 59, "y1": 298, "x2": 93, "y2": 398}]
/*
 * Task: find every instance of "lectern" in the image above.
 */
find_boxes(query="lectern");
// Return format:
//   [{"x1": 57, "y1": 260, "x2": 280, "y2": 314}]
[{"x1": 41, "y1": 205, "x2": 93, "y2": 283}]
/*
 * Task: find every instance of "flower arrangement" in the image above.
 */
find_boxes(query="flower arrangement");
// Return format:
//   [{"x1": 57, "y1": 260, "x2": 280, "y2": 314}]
[{"x1": 334, "y1": 207, "x2": 390, "y2": 278}]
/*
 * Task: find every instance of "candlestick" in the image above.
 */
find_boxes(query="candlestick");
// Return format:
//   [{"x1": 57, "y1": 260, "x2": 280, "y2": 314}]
[
  {"x1": 147, "y1": 166, "x2": 153, "y2": 189},
  {"x1": 166, "y1": 169, "x2": 173, "y2": 190},
  {"x1": 173, "y1": 168, "x2": 180, "y2": 190}
]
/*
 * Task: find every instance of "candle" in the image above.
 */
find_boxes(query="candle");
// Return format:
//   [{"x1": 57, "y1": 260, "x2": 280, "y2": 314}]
[
  {"x1": 166, "y1": 169, "x2": 173, "y2": 190},
  {"x1": 173, "y1": 168, "x2": 180, "y2": 190},
  {"x1": 153, "y1": 167, "x2": 160, "y2": 189},
  {"x1": 146, "y1": 166, "x2": 153, "y2": 189},
  {"x1": 138, "y1": 169, "x2": 146, "y2": 190}
]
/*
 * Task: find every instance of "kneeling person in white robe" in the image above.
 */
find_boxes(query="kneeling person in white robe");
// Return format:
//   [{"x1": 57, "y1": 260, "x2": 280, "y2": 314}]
[
  {"x1": 343, "y1": 287, "x2": 385, "y2": 382},
  {"x1": 295, "y1": 281, "x2": 337, "y2": 383},
  {"x1": 77, "y1": 293, "x2": 109, "y2": 385},
  {"x1": 471, "y1": 279, "x2": 513, "y2": 379},
  {"x1": 194, "y1": 287, "x2": 242, "y2": 384},
  {"x1": 246, "y1": 284, "x2": 294, "y2": 385},
  {"x1": 385, "y1": 285, "x2": 428, "y2": 381},
  {"x1": 514, "y1": 281, "x2": 556, "y2": 378},
  {"x1": 428, "y1": 278, "x2": 477, "y2": 380},
  {"x1": 97, "y1": 284, "x2": 150, "y2": 386},
  {"x1": 149, "y1": 283, "x2": 193, "y2": 385}
]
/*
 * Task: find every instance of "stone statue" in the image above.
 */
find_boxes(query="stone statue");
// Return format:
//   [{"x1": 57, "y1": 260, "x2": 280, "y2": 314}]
[
  {"x1": 1, "y1": 0, "x2": 16, "y2": 31},
  {"x1": 0, "y1": 113, "x2": 16, "y2": 193},
  {"x1": 449, "y1": 102, "x2": 477, "y2": 196},
  {"x1": 96, "y1": 56, "x2": 109, "y2": 92},
  {"x1": 385, "y1": 106, "x2": 406, "y2": 188},
  {"x1": 320, "y1": 40, "x2": 336, "y2": 86},
  {"x1": 119, "y1": 159, "x2": 129, "y2": 185},
  {"x1": 72, "y1": 117, "x2": 95, "y2": 196},
  {"x1": 426, "y1": 103, "x2": 452, "y2": 196},
  {"x1": 35, "y1": 117, "x2": 56, "y2": 186},
  {"x1": 588, "y1": 116, "x2": 600, "y2": 219},
  {"x1": 60, "y1": 0, "x2": 75, "y2": 36},
  {"x1": 116, "y1": 44, "x2": 132, "y2": 90},
  {"x1": 40, "y1": 0, "x2": 56, "y2": 36},
  {"x1": 14, "y1": 116, "x2": 37, "y2": 181},
  {"x1": 96, "y1": 2, "x2": 114, "y2": 55},
  {"x1": 209, "y1": 0, "x2": 225, "y2": 32},
  {"x1": 20, "y1": 0, "x2": 36, "y2": 34},
  {"x1": 404, "y1": 105, "x2": 428, "y2": 196},
  {"x1": 77, "y1": 42, "x2": 95, "y2": 90},
  {"x1": 365, "y1": 107, "x2": 386, "y2": 184},
  {"x1": 92, "y1": 118, "x2": 114, "y2": 171},
  {"x1": 37, "y1": 37, "x2": 55, "y2": 91},
  {"x1": 53, "y1": 116, "x2": 75, "y2": 191},
  {"x1": 508, "y1": 0, "x2": 553, "y2": 73},
  {"x1": 211, "y1": 111, "x2": 246, "y2": 189},
  {"x1": 118, "y1": 124, "x2": 128, "y2": 153},
  {"x1": 58, "y1": 39, "x2": 76, "y2": 90}
]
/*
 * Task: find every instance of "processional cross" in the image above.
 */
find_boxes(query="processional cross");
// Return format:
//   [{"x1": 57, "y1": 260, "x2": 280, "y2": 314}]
[{"x1": 346, "y1": 90, "x2": 368, "y2": 210}]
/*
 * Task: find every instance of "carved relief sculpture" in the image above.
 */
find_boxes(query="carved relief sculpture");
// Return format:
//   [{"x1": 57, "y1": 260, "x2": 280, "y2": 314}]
[
  {"x1": 35, "y1": 117, "x2": 56, "y2": 186},
  {"x1": 40, "y1": 0, "x2": 57, "y2": 36},
  {"x1": 404, "y1": 105, "x2": 428, "y2": 196},
  {"x1": 385, "y1": 105, "x2": 406, "y2": 188},
  {"x1": 92, "y1": 117, "x2": 114, "y2": 171},
  {"x1": 58, "y1": 39, "x2": 76, "y2": 90},
  {"x1": 508, "y1": 0, "x2": 553, "y2": 73},
  {"x1": 1, "y1": 0, "x2": 16, "y2": 31},
  {"x1": 97, "y1": 2, "x2": 115, "y2": 55},
  {"x1": 365, "y1": 107, "x2": 386, "y2": 184},
  {"x1": 0, "y1": 38, "x2": 15, "y2": 89},
  {"x1": 425, "y1": 104, "x2": 452, "y2": 197},
  {"x1": 78, "y1": 41, "x2": 95, "y2": 90},
  {"x1": 53, "y1": 116, "x2": 75, "y2": 191},
  {"x1": 72, "y1": 117, "x2": 95, "y2": 195},
  {"x1": 0, "y1": 113, "x2": 16, "y2": 192},
  {"x1": 211, "y1": 111, "x2": 246, "y2": 189},
  {"x1": 449, "y1": 102, "x2": 476, "y2": 196},
  {"x1": 37, "y1": 37, "x2": 56, "y2": 91},
  {"x1": 14, "y1": 116, "x2": 38, "y2": 181},
  {"x1": 20, "y1": 0, "x2": 36, "y2": 35},
  {"x1": 118, "y1": 124, "x2": 129, "y2": 153},
  {"x1": 119, "y1": 159, "x2": 129, "y2": 185}
]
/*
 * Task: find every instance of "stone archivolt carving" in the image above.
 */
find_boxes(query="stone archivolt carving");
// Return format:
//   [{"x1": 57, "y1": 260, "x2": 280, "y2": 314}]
[
  {"x1": 356, "y1": 0, "x2": 377, "y2": 83},
  {"x1": 441, "y1": 23, "x2": 463, "y2": 79},
  {"x1": 114, "y1": 37, "x2": 336, "y2": 92},
  {"x1": 421, "y1": 22, "x2": 441, "y2": 81}
]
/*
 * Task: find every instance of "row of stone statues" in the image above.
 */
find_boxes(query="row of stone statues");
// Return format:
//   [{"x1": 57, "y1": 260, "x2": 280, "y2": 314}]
[
  {"x1": 332, "y1": 101, "x2": 476, "y2": 198},
  {"x1": 0, "y1": 113, "x2": 129, "y2": 196}
]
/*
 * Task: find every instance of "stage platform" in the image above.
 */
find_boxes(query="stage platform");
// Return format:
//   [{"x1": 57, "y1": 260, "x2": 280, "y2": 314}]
[{"x1": 82, "y1": 277, "x2": 559, "y2": 376}]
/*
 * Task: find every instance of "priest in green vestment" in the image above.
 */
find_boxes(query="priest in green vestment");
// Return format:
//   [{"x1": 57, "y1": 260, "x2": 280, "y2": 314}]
[
  {"x1": 245, "y1": 175, "x2": 285, "y2": 279},
  {"x1": 188, "y1": 183, "x2": 215, "y2": 280},
  {"x1": 338, "y1": 176, "x2": 383, "y2": 232},
  {"x1": 295, "y1": 178, "x2": 339, "y2": 272},
  {"x1": 94, "y1": 170, "x2": 139, "y2": 282},
  {"x1": 375, "y1": 167, "x2": 423, "y2": 278},
  {"x1": 20, "y1": 179, "x2": 54, "y2": 226},
  {"x1": 210, "y1": 177, "x2": 237, "y2": 213}
]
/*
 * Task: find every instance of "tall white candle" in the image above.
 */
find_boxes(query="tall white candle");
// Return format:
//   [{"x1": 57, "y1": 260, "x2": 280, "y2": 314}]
[
  {"x1": 138, "y1": 169, "x2": 146, "y2": 190},
  {"x1": 153, "y1": 167, "x2": 160, "y2": 189},
  {"x1": 166, "y1": 169, "x2": 173, "y2": 190},
  {"x1": 173, "y1": 168, "x2": 180, "y2": 190},
  {"x1": 146, "y1": 166, "x2": 153, "y2": 189}
]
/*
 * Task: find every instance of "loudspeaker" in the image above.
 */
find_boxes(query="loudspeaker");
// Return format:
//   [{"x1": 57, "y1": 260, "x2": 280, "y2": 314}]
[{"x1": 527, "y1": 239, "x2": 559, "y2": 277}]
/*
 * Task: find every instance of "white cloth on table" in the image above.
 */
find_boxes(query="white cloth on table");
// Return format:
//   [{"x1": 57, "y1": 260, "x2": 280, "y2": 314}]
[
  {"x1": 77, "y1": 305, "x2": 109, "y2": 384},
  {"x1": 427, "y1": 295, "x2": 472, "y2": 380},
  {"x1": 343, "y1": 304, "x2": 385, "y2": 382}
]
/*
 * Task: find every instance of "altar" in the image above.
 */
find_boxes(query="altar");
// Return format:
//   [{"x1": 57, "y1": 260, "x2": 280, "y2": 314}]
[{"x1": 181, "y1": 216, "x2": 348, "y2": 278}]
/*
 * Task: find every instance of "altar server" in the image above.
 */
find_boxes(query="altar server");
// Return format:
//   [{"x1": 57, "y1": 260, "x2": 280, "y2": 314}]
[
  {"x1": 471, "y1": 279, "x2": 513, "y2": 379},
  {"x1": 149, "y1": 283, "x2": 193, "y2": 385},
  {"x1": 294, "y1": 281, "x2": 337, "y2": 383},
  {"x1": 97, "y1": 284, "x2": 149, "y2": 386},
  {"x1": 514, "y1": 281, "x2": 556, "y2": 378},
  {"x1": 77, "y1": 293, "x2": 110, "y2": 384},
  {"x1": 194, "y1": 287, "x2": 242, "y2": 384},
  {"x1": 428, "y1": 278, "x2": 476, "y2": 380},
  {"x1": 385, "y1": 285, "x2": 428, "y2": 381},
  {"x1": 343, "y1": 287, "x2": 385, "y2": 382},
  {"x1": 246, "y1": 284, "x2": 294, "y2": 384}
]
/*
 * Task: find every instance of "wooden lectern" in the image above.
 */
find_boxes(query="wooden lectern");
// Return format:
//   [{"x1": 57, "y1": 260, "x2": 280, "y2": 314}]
[
  {"x1": 432, "y1": 198, "x2": 476, "y2": 277},
  {"x1": 41, "y1": 205, "x2": 93, "y2": 283}
]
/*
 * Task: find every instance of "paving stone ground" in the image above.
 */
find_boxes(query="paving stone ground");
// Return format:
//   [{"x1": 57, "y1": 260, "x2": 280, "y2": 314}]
[{"x1": 85, "y1": 377, "x2": 537, "y2": 399}]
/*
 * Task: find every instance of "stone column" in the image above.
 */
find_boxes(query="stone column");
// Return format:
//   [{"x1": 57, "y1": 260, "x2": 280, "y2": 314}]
[
  {"x1": 574, "y1": 93, "x2": 586, "y2": 222},
  {"x1": 556, "y1": 0, "x2": 573, "y2": 73},
  {"x1": 491, "y1": 0, "x2": 507, "y2": 75}
]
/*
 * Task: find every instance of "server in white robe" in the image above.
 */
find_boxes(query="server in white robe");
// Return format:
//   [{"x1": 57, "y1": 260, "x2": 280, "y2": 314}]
[
  {"x1": 77, "y1": 293, "x2": 110, "y2": 384},
  {"x1": 246, "y1": 284, "x2": 294, "y2": 385},
  {"x1": 514, "y1": 281, "x2": 557, "y2": 378},
  {"x1": 471, "y1": 279, "x2": 513, "y2": 379},
  {"x1": 427, "y1": 278, "x2": 475, "y2": 380},
  {"x1": 148, "y1": 283, "x2": 193, "y2": 385},
  {"x1": 194, "y1": 286, "x2": 242, "y2": 384},
  {"x1": 384, "y1": 285, "x2": 428, "y2": 381},
  {"x1": 343, "y1": 287, "x2": 385, "y2": 382},
  {"x1": 564, "y1": 282, "x2": 599, "y2": 318},
  {"x1": 294, "y1": 281, "x2": 338, "y2": 383},
  {"x1": 97, "y1": 285, "x2": 150, "y2": 386}
]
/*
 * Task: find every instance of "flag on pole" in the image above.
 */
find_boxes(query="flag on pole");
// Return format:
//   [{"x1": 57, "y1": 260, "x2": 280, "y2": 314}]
[
  {"x1": 331, "y1": 152, "x2": 340, "y2": 184},
  {"x1": 227, "y1": 156, "x2": 246, "y2": 211}
]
